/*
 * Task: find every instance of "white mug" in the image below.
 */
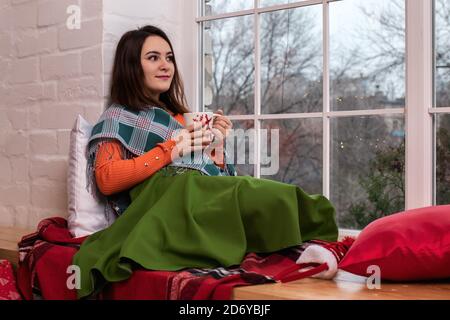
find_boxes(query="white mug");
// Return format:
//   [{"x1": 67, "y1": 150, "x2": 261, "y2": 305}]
[{"x1": 183, "y1": 112, "x2": 221, "y2": 130}]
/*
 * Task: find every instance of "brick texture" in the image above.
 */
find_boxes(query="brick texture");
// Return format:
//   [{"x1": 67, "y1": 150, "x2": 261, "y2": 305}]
[{"x1": 0, "y1": 0, "x2": 103, "y2": 229}]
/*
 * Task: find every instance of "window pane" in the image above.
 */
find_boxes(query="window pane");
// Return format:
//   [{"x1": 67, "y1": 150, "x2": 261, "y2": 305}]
[
  {"x1": 331, "y1": 115, "x2": 405, "y2": 230},
  {"x1": 260, "y1": 0, "x2": 309, "y2": 7},
  {"x1": 330, "y1": 0, "x2": 405, "y2": 111},
  {"x1": 436, "y1": 114, "x2": 450, "y2": 203},
  {"x1": 436, "y1": 0, "x2": 450, "y2": 108},
  {"x1": 260, "y1": 119, "x2": 322, "y2": 195},
  {"x1": 261, "y1": 5, "x2": 322, "y2": 114},
  {"x1": 202, "y1": 0, "x2": 254, "y2": 16},
  {"x1": 226, "y1": 120, "x2": 255, "y2": 176},
  {"x1": 203, "y1": 16, "x2": 254, "y2": 115}
]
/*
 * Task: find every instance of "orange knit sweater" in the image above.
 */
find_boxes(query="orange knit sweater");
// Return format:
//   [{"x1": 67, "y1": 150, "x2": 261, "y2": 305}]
[{"x1": 95, "y1": 113, "x2": 225, "y2": 196}]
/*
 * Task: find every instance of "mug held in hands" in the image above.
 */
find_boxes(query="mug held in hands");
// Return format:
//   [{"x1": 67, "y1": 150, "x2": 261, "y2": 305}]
[{"x1": 183, "y1": 112, "x2": 221, "y2": 130}]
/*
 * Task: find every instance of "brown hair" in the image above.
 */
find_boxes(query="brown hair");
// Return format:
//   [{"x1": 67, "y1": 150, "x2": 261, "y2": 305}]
[{"x1": 109, "y1": 25, "x2": 189, "y2": 114}]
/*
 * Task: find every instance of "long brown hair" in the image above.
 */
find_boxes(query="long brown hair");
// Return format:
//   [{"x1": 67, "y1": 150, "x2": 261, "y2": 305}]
[{"x1": 109, "y1": 25, "x2": 189, "y2": 114}]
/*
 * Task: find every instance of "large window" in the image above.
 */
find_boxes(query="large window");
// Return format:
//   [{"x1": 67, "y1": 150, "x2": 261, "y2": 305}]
[{"x1": 197, "y1": 0, "x2": 440, "y2": 230}]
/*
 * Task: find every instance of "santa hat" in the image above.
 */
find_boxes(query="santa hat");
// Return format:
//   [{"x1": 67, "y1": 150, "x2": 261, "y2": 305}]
[{"x1": 274, "y1": 237, "x2": 356, "y2": 283}]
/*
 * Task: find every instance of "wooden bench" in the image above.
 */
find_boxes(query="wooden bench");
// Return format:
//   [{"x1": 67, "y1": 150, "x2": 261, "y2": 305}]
[
  {"x1": 232, "y1": 270, "x2": 450, "y2": 300},
  {"x1": 0, "y1": 226, "x2": 33, "y2": 268}
]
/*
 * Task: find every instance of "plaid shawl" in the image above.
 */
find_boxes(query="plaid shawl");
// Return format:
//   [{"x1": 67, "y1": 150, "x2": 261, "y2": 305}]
[
  {"x1": 87, "y1": 104, "x2": 236, "y2": 182},
  {"x1": 16, "y1": 217, "x2": 331, "y2": 300}
]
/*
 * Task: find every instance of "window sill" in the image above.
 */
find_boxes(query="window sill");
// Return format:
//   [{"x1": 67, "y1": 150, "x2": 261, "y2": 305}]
[{"x1": 338, "y1": 228, "x2": 361, "y2": 240}]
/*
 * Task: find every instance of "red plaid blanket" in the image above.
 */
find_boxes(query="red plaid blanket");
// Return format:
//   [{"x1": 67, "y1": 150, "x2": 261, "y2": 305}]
[
  {"x1": 0, "y1": 259, "x2": 22, "y2": 300},
  {"x1": 16, "y1": 217, "x2": 87, "y2": 300},
  {"x1": 16, "y1": 217, "x2": 326, "y2": 300}
]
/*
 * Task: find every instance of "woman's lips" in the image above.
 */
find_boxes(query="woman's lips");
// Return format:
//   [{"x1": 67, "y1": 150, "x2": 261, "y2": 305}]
[{"x1": 156, "y1": 76, "x2": 171, "y2": 80}]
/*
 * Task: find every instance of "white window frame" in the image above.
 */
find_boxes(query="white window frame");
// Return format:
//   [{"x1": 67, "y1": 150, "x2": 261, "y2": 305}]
[
  {"x1": 193, "y1": 0, "x2": 435, "y2": 220},
  {"x1": 406, "y1": 0, "x2": 433, "y2": 209}
]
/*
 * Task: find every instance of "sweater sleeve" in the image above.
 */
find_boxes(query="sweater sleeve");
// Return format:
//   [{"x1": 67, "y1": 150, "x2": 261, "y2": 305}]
[{"x1": 94, "y1": 140, "x2": 176, "y2": 196}]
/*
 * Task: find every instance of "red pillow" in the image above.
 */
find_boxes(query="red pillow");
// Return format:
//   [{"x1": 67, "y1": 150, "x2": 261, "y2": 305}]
[{"x1": 338, "y1": 205, "x2": 450, "y2": 281}]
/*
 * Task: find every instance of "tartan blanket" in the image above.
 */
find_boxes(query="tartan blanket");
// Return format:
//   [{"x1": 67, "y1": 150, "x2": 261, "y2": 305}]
[
  {"x1": 16, "y1": 217, "x2": 326, "y2": 300},
  {"x1": 16, "y1": 217, "x2": 87, "y2": 300},
  {"x1": 0, "y1": 259, "x2": 22, "y2": 300}
]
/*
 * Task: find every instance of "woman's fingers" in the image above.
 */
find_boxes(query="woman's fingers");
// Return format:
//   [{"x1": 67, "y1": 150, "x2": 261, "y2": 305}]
[
  {"x1": 190, "y1": 145, "x2": 208, "y2": 153},
  {"x1": 213, "y1": 118, "x2": 225, "y2": 127},
  {"x1": 191, "y1": 136, "x2": 211, "y2": 146},
  {"x1": 210, "y1": 128, "x2": 225, "y2": 144},
  {"x1": 173, "y1": 124, "x2": 213, "y2": 158},
  {"x1": 191, "y1": 129, "x2": 213, "y2": 142},
  {"x1": 214, "y1": 117, "x2": 232, "y2": 130},
  {"x1": 212, "y1": 126, "x2": 226, "y2": 138},
  {"x1": 223, "y1": 117, "x2": 232, "y2": 126},
  {"x1": 185, "y1": 124, "x2": 195, "y2": 132},
  {"x1": 213, "y1": 120, "x2": 226, "y2": 130},
  {"x1": 188, "y1": 128, "x2": 213, "y2": 145},
  {"x1": 212, "y1": 121, "x2": 232, "y2": 138},
  {"x1": 191, "y1": 128, "x2": 205, "y2": 139},
  {"x1": 186, "y1": 122, "x2": 203, "y2": 133}
]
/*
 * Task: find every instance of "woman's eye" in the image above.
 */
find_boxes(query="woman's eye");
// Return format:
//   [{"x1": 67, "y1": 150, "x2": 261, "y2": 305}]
[{"x1": 147, "y1": 56, "x2": 173, "y2": 62}]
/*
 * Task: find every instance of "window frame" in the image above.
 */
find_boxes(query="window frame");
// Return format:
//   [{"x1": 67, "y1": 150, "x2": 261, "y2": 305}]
[{"x1": 405, "y1": 0, "x2": 434, "y2": 209}]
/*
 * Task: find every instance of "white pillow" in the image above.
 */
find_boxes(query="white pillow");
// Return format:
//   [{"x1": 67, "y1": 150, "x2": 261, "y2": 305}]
[{"x1": 67, "y1": 115, "x2": 112, "y2": 238}]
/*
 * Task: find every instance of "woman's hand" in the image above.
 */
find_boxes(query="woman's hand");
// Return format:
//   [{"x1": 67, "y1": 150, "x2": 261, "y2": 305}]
[
  {"x1": 171, "y1": 122, "x2": 212, "y2": 160},
  {"x1": 204, "y1": 109, "x2": 232, "y2": 166},
  {"x1": 211, "y1": 109, "x2": 233, "y2": 143}
]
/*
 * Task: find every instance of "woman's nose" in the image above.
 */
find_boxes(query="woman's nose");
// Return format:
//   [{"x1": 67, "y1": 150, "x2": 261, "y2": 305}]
[{"x1": 159, "y1": 59, "x2": 170, "y2": 70}]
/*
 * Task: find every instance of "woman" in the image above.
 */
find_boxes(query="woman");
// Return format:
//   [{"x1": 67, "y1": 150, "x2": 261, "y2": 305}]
[{"x1": 74, "y1": 25, "x2": 338, "y2": 299}]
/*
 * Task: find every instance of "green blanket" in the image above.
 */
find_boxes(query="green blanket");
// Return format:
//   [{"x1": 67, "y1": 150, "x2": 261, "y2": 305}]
[{"x1": 73, "y1": 167, "x2": 338, "y2": 299}]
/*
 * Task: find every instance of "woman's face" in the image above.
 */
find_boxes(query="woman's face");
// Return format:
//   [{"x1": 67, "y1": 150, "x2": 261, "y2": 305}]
[{"x1": 141, "y1": 35, "x2": 175, "y2": 100}]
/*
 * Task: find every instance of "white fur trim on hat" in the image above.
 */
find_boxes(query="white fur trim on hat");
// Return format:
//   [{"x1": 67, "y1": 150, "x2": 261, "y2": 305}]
[{"x1": 296, "y1": 244, "x2": 338, "y2": 279}]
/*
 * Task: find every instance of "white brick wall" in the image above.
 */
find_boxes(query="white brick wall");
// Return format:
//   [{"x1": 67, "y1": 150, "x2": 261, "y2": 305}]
[
  {"x1": 0, "y1": 0, "x2": 197, "y2": 229},
  {"x1": 58, "y1": 19, "x2": 102, "y2": 51},
  {"x1": 40, "y1": 52, "x2": 81, "y2": 80},
  {"x1": 16, "y1": 28, "x2": 58, "y2": 58},
  {"x1": 0, "y1": 0, "x2": 104, "y2": 229},
  {"x1": 38, "y1": 0, "x2": 78, "y2": 27}
]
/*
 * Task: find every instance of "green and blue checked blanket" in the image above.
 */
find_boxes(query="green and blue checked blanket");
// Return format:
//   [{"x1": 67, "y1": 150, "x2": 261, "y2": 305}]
[{"x1": 87, "y1": 104, "x2": 236, "y2": 178}]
